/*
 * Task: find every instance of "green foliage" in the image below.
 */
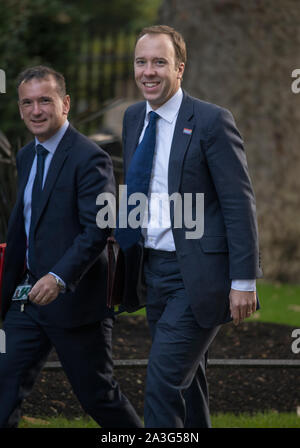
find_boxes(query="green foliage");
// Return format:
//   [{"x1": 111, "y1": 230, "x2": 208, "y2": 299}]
[
  {"x1": 0, "y1": 0, "x2": 82, "y2": 143},
  {"x1": 19, "y1": 411, "x2": 300, "y2": 428},
  {"x1": 0, "y1": 0, "x2": 162, "y2": 144},
  {"x1": 68, "y1": 0, "x2": 162, "y2": 33},
  {"x1": 212, "y1": 411, "x2": 300, "y2": 428},
  {"x1": 251, "y1": 281, "x2": 300, "y2": 327}
]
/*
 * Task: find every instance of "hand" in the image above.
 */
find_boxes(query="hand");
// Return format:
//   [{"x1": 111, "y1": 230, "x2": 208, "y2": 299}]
[
  {"x1": 229, "y1": 289, "x2": 257, "y2": 326},
  {"x1": 28, "y1": 274, "x2": 61, "y2": 306}
]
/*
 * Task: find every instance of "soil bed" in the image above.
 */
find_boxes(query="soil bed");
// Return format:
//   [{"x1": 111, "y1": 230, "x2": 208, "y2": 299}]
[{"x1": 22, "y1": 317, "x2": 299, "y2": 419}]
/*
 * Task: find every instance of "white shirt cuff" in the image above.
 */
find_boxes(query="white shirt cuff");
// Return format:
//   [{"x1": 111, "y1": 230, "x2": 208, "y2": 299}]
[{"x1": 231, "y1": 279, "x2": 256, "y2": 291}]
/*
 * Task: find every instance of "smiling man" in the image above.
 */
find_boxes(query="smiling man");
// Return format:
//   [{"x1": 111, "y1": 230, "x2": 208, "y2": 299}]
[
  {"x1": 134, "y1": 32, "x2": 184, "y2": 108},
  {"x1": 115, "y1": 25, "x2": 262, "y2": 428},
  {"x1": 19, "y1": 74, "x2": 70, "y2": 143},
  {"x1": 0, "y1": 66, "x2": 142, "y2": 428}
]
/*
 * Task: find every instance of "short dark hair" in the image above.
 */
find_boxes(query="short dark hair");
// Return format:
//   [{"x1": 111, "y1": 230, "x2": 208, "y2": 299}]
[
  {"x1": 17, "y1": 65, "x2": 66, "y2": 98},
  {"x1": 136, "y1": 25, "x2": 187, "y2": 67}
]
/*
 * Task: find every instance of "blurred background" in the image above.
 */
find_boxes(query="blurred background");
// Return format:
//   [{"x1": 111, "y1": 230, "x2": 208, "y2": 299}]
[{"x1": 1, "y1": 0, "x2": 300, "y2": 286}]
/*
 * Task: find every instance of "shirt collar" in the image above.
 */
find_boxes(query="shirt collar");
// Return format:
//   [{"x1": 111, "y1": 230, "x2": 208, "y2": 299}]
[
  {"x1": 146, "y1": 88, "x2": 183, "y2": 124},
  {"x1": 35, "y1": 119, "x2": 69, "y2": 155}
]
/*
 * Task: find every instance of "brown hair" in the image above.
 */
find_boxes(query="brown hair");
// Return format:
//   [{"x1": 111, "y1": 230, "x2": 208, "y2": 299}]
[
  {"x1": 136, "y1": 25, "x2": 187, "y2": 67},
  {"x1": 17, "y1": 65, "x2": 66, "y2": 98}
]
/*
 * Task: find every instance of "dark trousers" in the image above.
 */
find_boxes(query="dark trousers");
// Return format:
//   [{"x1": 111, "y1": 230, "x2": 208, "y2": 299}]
[
  {"x1": 144, "y1": 250, "x2": 220, "y2": 428},
  {"x1": 0, "y1": 301, "x2": 142, "y2": 428}
]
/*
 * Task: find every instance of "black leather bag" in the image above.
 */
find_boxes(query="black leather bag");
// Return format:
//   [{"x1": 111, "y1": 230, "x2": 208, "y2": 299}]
[{"x1": 107, "y1": 237, "x2": 146, "y2": 314}]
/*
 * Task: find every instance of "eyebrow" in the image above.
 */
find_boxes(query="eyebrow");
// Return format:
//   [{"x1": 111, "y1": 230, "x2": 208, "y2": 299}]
[
  {"x1": 20, "y1": 96, "x2": 53, "y2": 103},
  {"x1": 135, "y1": 56, "x2": 168, "y2": 62}
]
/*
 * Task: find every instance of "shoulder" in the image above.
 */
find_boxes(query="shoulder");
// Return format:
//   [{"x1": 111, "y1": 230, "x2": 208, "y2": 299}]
[
  {"x1": 184, "y1": 91, "x2": 234, "y2": 125},
  {"x1": 65, "y1": 125, "x2": 112, "y2": 163},
  {"x1": 64, "y1": 127, "x2": 114, "y2": 188},
  {"x1": 17, "y1": 140, "x2": 34, "y2": 159},
  {"x1": 123, "y1": 101, "x2": 146, "y2": 121},
  {"x1": 68, "y1": 125, "x2": 103, "y2": 153},
  {"x1": 181, "y1": 93, "x2": 239, "y2": 141},
  {"x1": 15, "y1": 141, "x2": 34, "y2": 171}
]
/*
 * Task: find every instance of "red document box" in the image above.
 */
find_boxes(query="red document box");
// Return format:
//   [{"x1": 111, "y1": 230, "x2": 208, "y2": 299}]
[{"x1": 0, "y1": 243, "x2": 6, "y2": 311}]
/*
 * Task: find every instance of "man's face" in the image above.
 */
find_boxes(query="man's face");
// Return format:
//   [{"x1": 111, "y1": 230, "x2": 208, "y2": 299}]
[
  {"x1": 18, "y1": 76, "x2": 70, "y2": 142},
  {"x1": 134, "y1": 33, "x2": 185, "y2": 109}
]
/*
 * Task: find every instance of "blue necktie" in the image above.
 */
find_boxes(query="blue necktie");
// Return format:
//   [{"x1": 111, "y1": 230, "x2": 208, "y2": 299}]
[
  {"x1": 28, "y1": 144, "x2": 48, "y2": 272},
  {"x1": 115, "y1": 111, "x2": 159, "y2": 251}
]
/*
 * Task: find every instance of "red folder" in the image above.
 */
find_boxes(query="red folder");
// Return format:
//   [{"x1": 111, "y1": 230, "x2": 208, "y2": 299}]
[{"x1": 0, "y1": 243, "x2": 6, "y2": 310}]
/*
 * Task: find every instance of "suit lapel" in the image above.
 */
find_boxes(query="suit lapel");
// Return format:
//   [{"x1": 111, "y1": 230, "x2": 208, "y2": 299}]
[
  {"x1": 168, "y1": 92, "x2": 194, "y2": 197},
  {"x1": 125, "y1": 104, "x2": 146, "y2": 176}
]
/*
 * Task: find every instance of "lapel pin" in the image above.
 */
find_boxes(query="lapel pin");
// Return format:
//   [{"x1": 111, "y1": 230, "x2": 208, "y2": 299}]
[{"x1": 183, "y1": 128, "x2": 192, "y2": 135}]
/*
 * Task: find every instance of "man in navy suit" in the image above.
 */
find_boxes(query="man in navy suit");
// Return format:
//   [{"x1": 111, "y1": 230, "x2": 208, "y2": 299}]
[
  {"x1": 0, "y1": 66, "x2": 142, "y2": 428},
  {"x1": 119, "y1": 25, "x2": 262, "y2": 427}
]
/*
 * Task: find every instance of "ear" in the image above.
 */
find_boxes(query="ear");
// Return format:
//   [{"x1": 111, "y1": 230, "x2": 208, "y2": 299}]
[
  {"x1": 63, "y1": 95, "x2": 71, "y2": 116},
  {"x1": 177, "y1": 62, "x2": 185, "y2": 81},
  {"x1": 18, "y1": 102, "x2": 24, "y2": 120}
]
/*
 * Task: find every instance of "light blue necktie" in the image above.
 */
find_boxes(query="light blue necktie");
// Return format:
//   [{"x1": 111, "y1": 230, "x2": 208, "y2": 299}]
[{"x1": 115, "y1": 111, "x2": 159, "y2": 251}]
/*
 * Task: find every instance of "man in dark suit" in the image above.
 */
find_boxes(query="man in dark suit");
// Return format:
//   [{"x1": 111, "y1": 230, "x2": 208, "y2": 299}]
[
  {"x1": 0, "y1": 66, "x2": 142, "y2": 428},
  {"x1": 116, "y1": 25, "x2": 262, "y2": 428}
]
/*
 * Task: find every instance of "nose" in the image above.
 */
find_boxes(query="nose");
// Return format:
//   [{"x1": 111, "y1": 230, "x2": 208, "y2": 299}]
[
  {"x1": 143, "y1": 62, "x2": 156, "y2": 77},
  {"x1": 32, "y1": 101, "x2": 42, "y2": 115}
]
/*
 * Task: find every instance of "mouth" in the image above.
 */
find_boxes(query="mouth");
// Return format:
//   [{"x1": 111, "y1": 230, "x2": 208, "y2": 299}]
[
  {"x1": 143, "y1": 81, "x2": 160, "y2": 89},
  {"x1": 31, "y1": 119, "x2": 47, "y2": 125}
]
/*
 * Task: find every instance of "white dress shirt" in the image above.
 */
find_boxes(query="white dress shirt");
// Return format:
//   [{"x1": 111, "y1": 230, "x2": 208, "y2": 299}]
[{"x1": 139, "y1": 88, "x2": 255, "y2": 291}]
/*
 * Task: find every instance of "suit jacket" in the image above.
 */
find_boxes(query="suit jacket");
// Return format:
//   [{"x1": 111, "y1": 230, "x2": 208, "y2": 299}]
[
  {"x1": 122, "y1": 91, "x2": 262, "y2": 328},
  {"x1": 1, "y1": 124, "x2": 115, "y2": 328}
]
